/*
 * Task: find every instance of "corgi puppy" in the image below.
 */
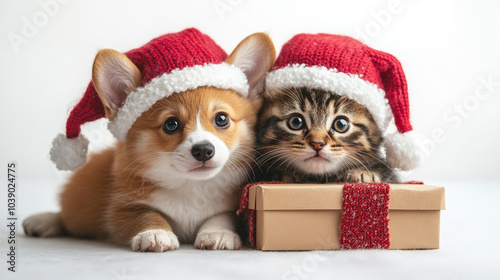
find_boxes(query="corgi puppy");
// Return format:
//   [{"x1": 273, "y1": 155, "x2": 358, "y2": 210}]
[{"x1": 23, "y1": 33, "x2": 276, "y2": 251}]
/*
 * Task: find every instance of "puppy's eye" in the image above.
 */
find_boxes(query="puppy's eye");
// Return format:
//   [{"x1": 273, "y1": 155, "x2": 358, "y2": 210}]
[
  {"x1": 214, "y1": 113, "x2": 230, "y2": 129},
  {"x1": 162, "y1": 117, "x2": 181, "y2": 134},
  {"x1": 287, "y1": 114, "x2": 305, "y2": 130},
  {"x1": 332, "y1": 117, "x2": 350, "y2": 133}
]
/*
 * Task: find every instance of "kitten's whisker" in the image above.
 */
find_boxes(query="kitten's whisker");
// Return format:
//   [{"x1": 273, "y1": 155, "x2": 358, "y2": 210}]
[
  {"x1": 345, "y1": 155, "x2": 370, "y2": 172},
  {"x1": 355, "y1": 151, "x2": 395, "y2": 171},
  {"x1": 258, "y1": 148, "x2": 293, "y2": 166}
]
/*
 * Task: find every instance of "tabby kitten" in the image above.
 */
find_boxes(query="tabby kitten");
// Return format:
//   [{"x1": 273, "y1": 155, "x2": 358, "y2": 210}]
[{"x1": 256, "y1": 87, "x2": 399, "y2": 183}]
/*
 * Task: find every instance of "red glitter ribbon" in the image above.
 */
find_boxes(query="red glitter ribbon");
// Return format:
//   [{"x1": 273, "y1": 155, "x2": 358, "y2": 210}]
[{"x1": 340, "y1": 183, "x2": 391, "y2": 249}]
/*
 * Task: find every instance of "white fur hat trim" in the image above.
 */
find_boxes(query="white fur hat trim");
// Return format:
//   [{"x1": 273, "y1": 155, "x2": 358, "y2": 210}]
[{"x1": 384, "y1": 131, "x2": 423, "y2": 171}]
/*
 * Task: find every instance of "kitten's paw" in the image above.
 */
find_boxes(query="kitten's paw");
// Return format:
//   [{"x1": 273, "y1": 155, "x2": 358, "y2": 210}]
[
  {"x1": 281, "y1": 173, "x2": 297, "y2": 183},
  {"x1": 195, "y1": 230, "x2": 241, "y2": 250},
  {"x1": 23, "y1": 212, "x2": 65, "y2": 237},
  {"x1": 131, "y1": 229, "x2": 179, "y2": 252},
  {"x1": 345, "y1": 169, "x2": 381, "y2": 183}
]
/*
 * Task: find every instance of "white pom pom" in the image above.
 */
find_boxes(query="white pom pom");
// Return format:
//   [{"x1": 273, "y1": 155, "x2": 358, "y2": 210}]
[
  {"x1": 50, "y1": 134, "x2": 89, "y2": 171},
  {"x1": 384, "y1": 131, "x2": 424, "y2": 171}
]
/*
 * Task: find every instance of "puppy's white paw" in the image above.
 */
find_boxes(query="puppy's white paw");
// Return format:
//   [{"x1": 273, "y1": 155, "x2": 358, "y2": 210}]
[
  {"x1": 195, "y1": 230, "x2": 241, "y2": 250},
  {"x1": 131, "y1": 229, "x2": 179, "y2": 252},
  {"x1": 23, "y1": 212, "x2": 64, "y2": 237}
]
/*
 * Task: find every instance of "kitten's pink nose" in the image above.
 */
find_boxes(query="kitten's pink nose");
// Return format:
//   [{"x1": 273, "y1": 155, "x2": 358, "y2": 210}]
[{"x1": 310, "y1": 141, "x2": 325, "y2": 151}]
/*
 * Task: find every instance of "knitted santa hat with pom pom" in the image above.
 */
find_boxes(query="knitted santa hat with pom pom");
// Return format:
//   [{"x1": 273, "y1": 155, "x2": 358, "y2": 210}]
[
  {"x1": 51, "y1": 28, "x2": 249, "y2": 171},
  {"x1": 265, "y1": 33, "x2": 422, "y2": 170}
]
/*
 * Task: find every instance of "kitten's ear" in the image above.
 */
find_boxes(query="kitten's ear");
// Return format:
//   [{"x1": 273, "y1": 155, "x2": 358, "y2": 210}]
[
  {"x1": 225, "y1": 33, "x2": 276, "y2": 100},
  {"x1": 92, "y1": 49, "x2": 142, "y2": 120}
]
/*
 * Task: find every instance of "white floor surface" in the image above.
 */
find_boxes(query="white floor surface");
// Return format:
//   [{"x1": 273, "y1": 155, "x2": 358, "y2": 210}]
[{"x1": 1, "y1": 180, "x2": 499, "y2": 280}]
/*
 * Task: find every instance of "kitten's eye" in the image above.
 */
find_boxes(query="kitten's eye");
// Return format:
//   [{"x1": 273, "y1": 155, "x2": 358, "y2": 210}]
[
  {"x1": 332, "y1": 117, "x2": 350, "y2": 133},
  {"x1": 287, "y1": 115, "x2": 305, "y2": 130},
  {"x1": 214, "y1": 112, "x2": 230, "y2": 129},
  {"x1": 162, "y1": 117, "x2": 181, "y2": 134}
]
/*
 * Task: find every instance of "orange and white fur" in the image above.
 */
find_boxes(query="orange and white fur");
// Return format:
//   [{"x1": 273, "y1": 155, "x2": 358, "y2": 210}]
[{"x1": 23, "y1": 33, "x2": 275, "y2": 251}]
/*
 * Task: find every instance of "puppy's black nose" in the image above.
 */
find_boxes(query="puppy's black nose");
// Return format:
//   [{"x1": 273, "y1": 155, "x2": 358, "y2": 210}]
[{"x1": 191, "y1": 142, "x2": 215, "y2": 162}]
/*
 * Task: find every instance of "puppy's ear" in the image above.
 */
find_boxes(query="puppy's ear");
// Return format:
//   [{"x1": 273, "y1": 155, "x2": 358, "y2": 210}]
[
  {"x1": 226, "y1": 33, "x2": 276, "y2": 100},
  {"x1": 92, "y1": 49, "x2": 142, "y2": 120}
]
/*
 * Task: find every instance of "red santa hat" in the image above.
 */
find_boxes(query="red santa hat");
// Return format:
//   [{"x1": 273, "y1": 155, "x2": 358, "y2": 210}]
[
  {"x1": 265, "y1": 33, "x2": 422, "y2": 170},
  {"x1": 51, "y1": 28, "x2": 249, "y2": 171}
]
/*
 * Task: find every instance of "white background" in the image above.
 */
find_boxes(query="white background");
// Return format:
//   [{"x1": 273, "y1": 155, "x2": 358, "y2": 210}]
[
  {"x1": 1, "y1": 0, "x2": 500, "y2": 182},
  {"x1": 1, "y1": 1, "x2": 500, "y2": 280}
]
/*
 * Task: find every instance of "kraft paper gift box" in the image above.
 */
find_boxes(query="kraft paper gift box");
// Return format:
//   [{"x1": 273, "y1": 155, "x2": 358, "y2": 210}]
[{"x1": 238, "y1": 183, "x2": 445, "y2": 250}]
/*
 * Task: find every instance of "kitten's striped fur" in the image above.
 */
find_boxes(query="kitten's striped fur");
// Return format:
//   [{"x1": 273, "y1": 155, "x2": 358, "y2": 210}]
[{"x1": 256, "y1": 87, "x2": 398, "y2": 183}]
